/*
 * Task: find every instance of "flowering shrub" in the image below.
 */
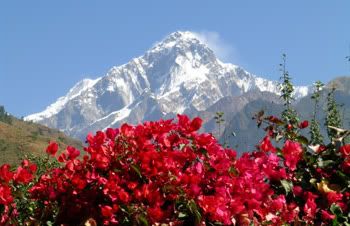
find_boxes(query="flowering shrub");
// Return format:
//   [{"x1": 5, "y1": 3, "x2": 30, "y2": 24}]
[{"x1": 0, "y1": 114, "x2": 349, "y2": 225}]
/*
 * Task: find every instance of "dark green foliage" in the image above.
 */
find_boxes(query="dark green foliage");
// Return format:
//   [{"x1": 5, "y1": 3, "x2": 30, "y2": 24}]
[
  {"x1": 310, "y1": 81, "x2": 324, "y2": 145},
  {"x1": 279, "y1": 54, "x2": 299, "y2": 138},
  {"x1": 325, "y1": 86, "x2": 342, "y2": 141},
  {"x1": 310, "y1": 119, "x2": 323, "y2": 145},
  {"x1": 279, "y1": 54, "x2": 295, "y2": 108},
  {"x1": 214, "y1": 111, "x2": 225, "y2": 137},
  {"x1": 0, "y1": 105, "x2": 12, "y2": 124},
  {"x1": 279, "y1": 54, "x2": 299, "y2": 124},
  {"x1": 14, "y1": 154, "x2": 61, "y2": 224}
]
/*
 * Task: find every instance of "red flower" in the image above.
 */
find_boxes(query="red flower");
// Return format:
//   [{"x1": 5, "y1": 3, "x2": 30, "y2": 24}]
[
  {"x1": 194, "y1": 162, "x2": 203, "y2": 174},
  {"x1": 13, "y1": 167, "x2": 33, "y2": 184},
  {"x1": 71, "y1": 175, "x2": 87, "y2": 190},
  {"x1": 86, "y1": 133, "x2": 94, "y2": 146},
  {"x1": 95, "y1": 154, "x2": 110, "y2": 170},
  {"x1": 46, "y1": 141, "x2": 58, "y2": 156},
  {"x1": 0, "y1": 184, "x2": 13, "y2": 205},
  {"x1": 177, "y1": 114, "x2": 190, "y2": 128},
  {"x1": 9, "y1": 114, "x2": 347, "y2": 225},
  {"x1": 316, "y1": 145, "x2": 326, "y2": 153},
  {"x1": 66, "y1": 146, "x2": 80, "y2": 160},
  {"x1": 177, "y1": 114, "x2": 204, "y2": 133},
  {"x1": 22, "y1": 160, "x2": 37, "y2": 173},
  {"x1": 198, "y1": 195, "x2": 231, "y2": 225},
  {"x1": 321, "y1": 210, "x2": 335, "y2": 220},
  {"x1": 95, "y1": 131, "x2": 106, "y2": 145},
  {"x1": 101, "y1": 205, "x2": 113, "y2": 218},
  {"x1": 260, "y1": 136, "x2": 276, "y2": 152},
  {"x1": 342, "y1": 158, "x2": 350, "y2": 173},
  {"x1": 270, "y1": 195, "x2": 286, "y2": 211},
  {"x1": 189, "y1": 117, "x2": 202, "y2": 132},
  {"x1": 106, "y1": 128, "x2": 118, "y2": 140},
  {"x1": 118, "y1": 189, "x2": 130, "y2": 203},
  {"x1": 58, "y1": 153, "x2": 67, "y2": 162},
  {"x1": 0, "y1": 164, "x2": 13, "y2": 183},
  {"x1": 120, "y1": 123, "x2": 134, "y2": 137},
  {"x1": 268, "y1": 115, "x2": 282, "y2": 124},
  {"x1": 303, "y1": 192, "x2": 318, "y2": 222},
  {"x1": 282, "y1": 140, "x2": 303, "y2": 171},
  {"x1": 326, "y1": 192, "x2": 343, "y2": 205},
  {"x1": 147, "y1": 206, "x2": 166, "y2": 223},
  {"x1": 340, "y1": 144, "x2": 350, "y2": 157},
  {"x1": 292, "y1": 186, "x2": 303, "y2": 197},
  {"x1": 299, "y1": 120, "x2": 309, "y2": 129}
]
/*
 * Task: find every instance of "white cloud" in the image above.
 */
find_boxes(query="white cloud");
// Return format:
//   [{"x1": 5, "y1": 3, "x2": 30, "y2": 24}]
[{"x1": 192, "y1": 31, "x2": 238, "y2": 63}]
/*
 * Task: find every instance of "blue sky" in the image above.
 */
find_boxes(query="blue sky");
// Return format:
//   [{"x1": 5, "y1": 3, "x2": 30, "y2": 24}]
[{"x1": 1, "y1": 1, "x2": 349, "y2": 117}]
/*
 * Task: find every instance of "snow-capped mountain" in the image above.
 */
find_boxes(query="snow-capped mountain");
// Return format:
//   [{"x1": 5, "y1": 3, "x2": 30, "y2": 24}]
[{"x1": 25, "y1": 31, "x2": 309, "y2": 139}]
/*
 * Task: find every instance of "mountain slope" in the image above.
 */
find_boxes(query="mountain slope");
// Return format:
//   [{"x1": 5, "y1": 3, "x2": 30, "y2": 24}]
[
  {"x1": 196, "y1": 90, "x2": 283, "y2": 138},
  {"x1": 0, "y1": 115, "x2": 83, "y2": 165},
  {"x1": 222, "y1": 77, "x2": 350, "y2": 153},
  {"x1": 25, "y1": 31, "x2": 309, "y2": 139}
]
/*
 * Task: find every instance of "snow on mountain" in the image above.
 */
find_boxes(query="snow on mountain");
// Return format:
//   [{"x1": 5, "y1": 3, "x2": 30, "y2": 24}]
[
  {"x1": 25, "y1": 31, "x2": 310, "y2": 139},
  {"x1": 25, "y1": 78, "x2": 101, "y2": 122}
]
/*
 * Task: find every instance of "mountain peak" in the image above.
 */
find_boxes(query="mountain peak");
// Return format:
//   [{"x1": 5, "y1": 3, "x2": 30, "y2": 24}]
[
  {"x1": 149, "y1": 31, "x2": 211, "y2": 55},
  {"x1": 166, "y1": 31, "x2": 199, "y2": 42},
  {"x1": 25, "y1": 31, "x2": 310, "y2": 140}
]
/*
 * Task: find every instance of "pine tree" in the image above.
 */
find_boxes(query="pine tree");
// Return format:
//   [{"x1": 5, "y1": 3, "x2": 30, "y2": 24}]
[
  {"x1": 214, "y1": 111, "x2": 225, "y2": 137},
  {"x1": 279, "y1": 54, "x2": 299, "y2": 126},
  {"x1": 309, "y1": 81, "x2": 324, "y2": 145},
  {"x1": 0, "y1": 106, "x2": 5, "y2": 118},
  {"x1": 0, "y1": 105, "x2": 12, "y2": 124},
  {"x1": 325, "y1": 86, "x2": 342, "y2": 141}
]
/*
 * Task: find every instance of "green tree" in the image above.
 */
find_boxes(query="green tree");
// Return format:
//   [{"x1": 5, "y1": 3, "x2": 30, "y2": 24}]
[
  {"x1": 325, "y1": 86, "x2": 342, "y2": 141},
  {"x1": 279, "y1": 54, "x2": 299, "y2": 136},
  {"x1": 0, "y1": 105, "x2": 5, "y2": 117},
  {"x1": 309, "y1": 81, "x2": 324, "y2": 145},
  {"x1": 214, "y1": 111, "x2": 225, "y2": 138},
  {"x1": 0, "y1": 105, "x2": 12, "y2": 124}
]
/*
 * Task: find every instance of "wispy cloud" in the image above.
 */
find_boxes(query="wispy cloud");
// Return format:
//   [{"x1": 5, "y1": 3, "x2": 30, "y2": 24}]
[{"x1": 193, "y1": 31, "x2": 238, "y2": 63}]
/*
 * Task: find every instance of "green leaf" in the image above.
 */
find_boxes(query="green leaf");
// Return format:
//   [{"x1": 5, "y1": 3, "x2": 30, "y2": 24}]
[
  {"x1": 199, "y1": 147, "x2": 209, "y2": 158},
  {"x1": 178, "y1": 212, "x2": 188, "y2": 219},
  {"x1": 131, "y1": 164, "x2": 142, "y2": 179},
  {"x1": 276, "y1": 133, "x2": 284, "y2": 142},
  {"x1": 228, "y1": 166, "x2": 238, "y2": 176},
  {"x1": 332, "y1": 218, "x2": 339, "y2": 226},
  {"x1": 330, "y1": 203, "x2": 342, "y2": 215},
  {"x1": 296, "y1": 136, "x2": 309, "y2": 145},
  {"x1": 179, "y1": 143, "x2": 186, "y2": 151},
  {"x1": 137, "y1": 215, "x2": 149, "y2": 226},
  {"x1": 188, "y1": 200, "x2": 202, "y2": 225},
  {"x1": 317, "y1": 159, "x2": 335, "y2": 168},
  {"x1": 330, "y1": 203, "x2": 350, "y2": 226},
  {"x1": 280, "y1": 179, "x2": 293, "y2": 194},
  {"x1": 309, "y1": 178, "x2": 317, "y2": 185}
]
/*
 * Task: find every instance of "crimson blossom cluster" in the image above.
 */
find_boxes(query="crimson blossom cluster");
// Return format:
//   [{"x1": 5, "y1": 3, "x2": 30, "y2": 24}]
[{"x1": 0, "y1": 115, "x2": 349, "y2": 225}]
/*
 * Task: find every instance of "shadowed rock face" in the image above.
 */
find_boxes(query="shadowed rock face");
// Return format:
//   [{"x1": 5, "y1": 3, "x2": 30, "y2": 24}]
[
  {"x1": 221, "y1": 81, "x2": 350, "y2": 154},
  {"x1": 25, "y1": 31, "x2": 309, "y2": 140}
]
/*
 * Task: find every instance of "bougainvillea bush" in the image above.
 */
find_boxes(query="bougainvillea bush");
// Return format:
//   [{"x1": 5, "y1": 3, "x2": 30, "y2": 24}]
[{"x1": 0, "y1": 114, "x2": 349, "y2": 225}]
